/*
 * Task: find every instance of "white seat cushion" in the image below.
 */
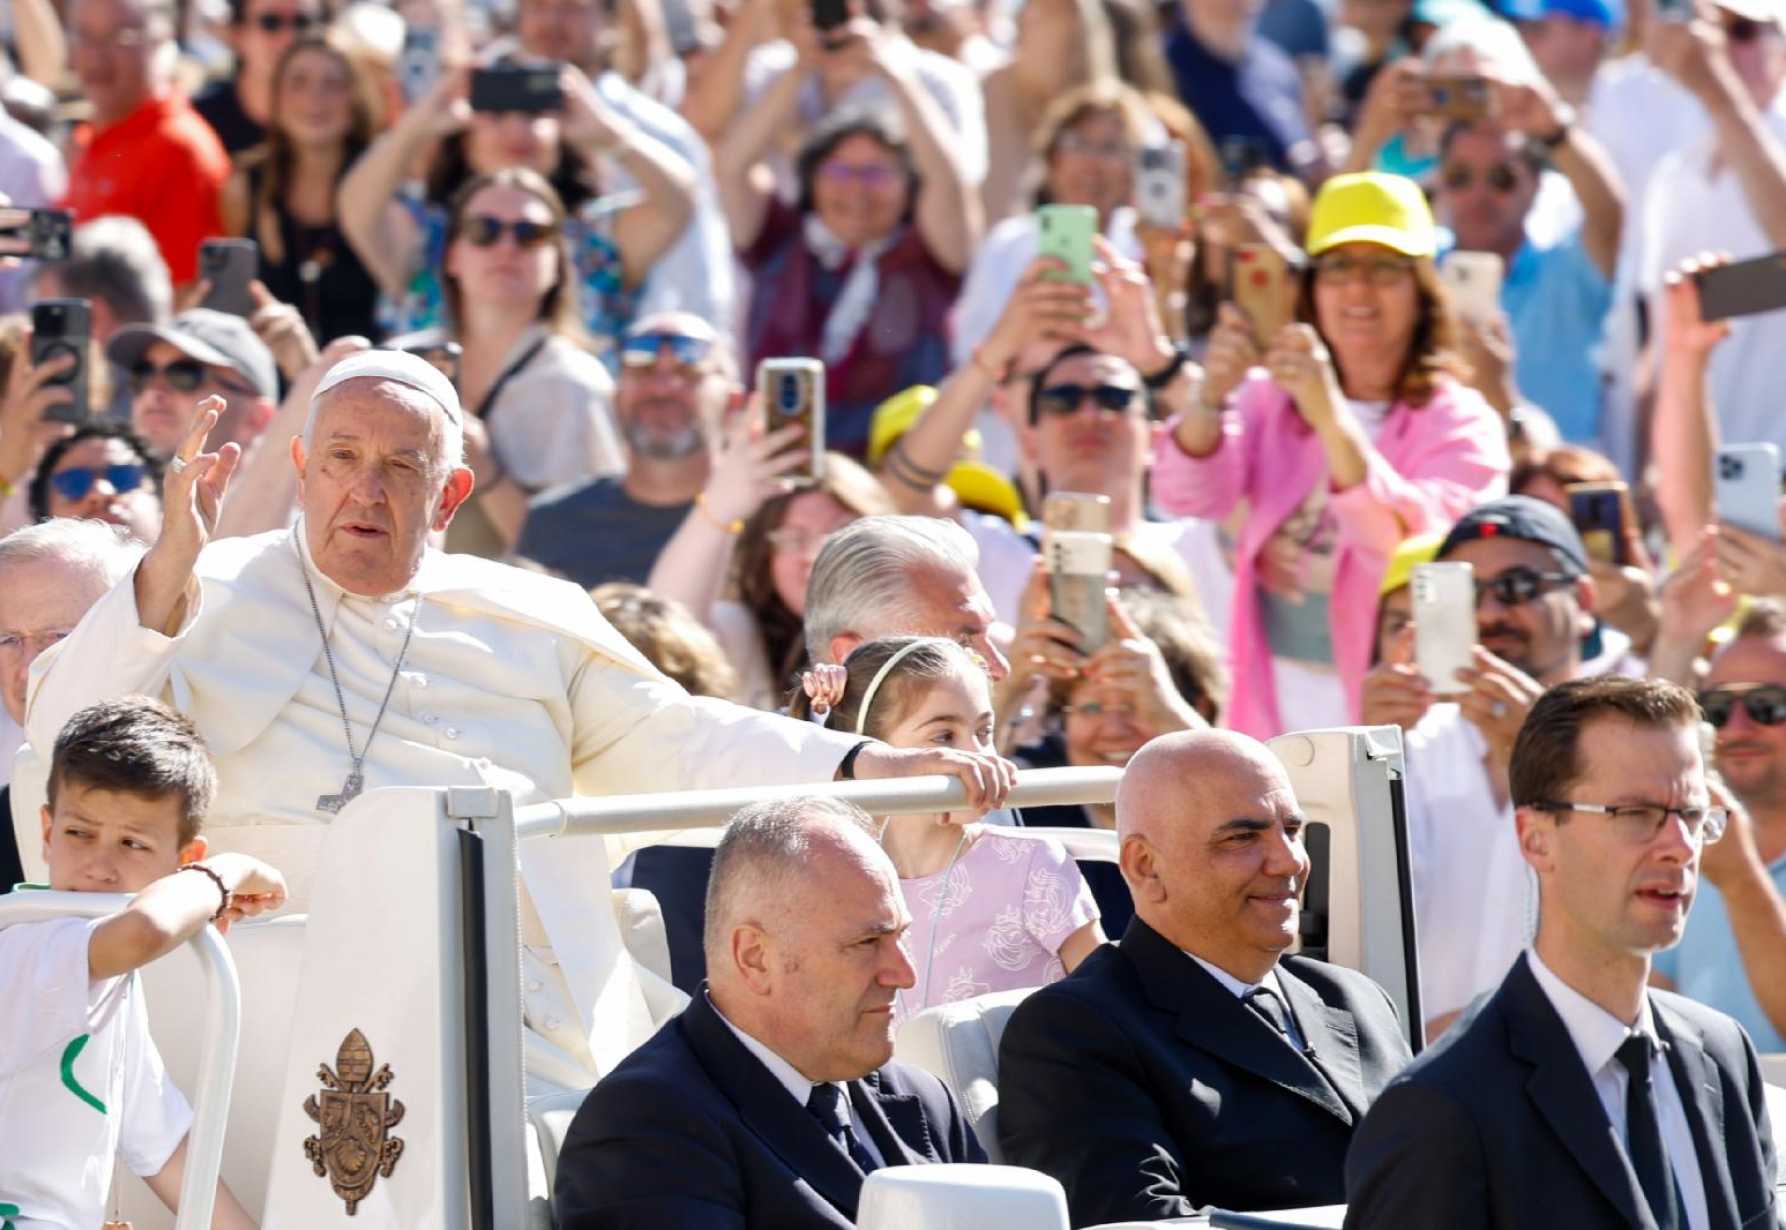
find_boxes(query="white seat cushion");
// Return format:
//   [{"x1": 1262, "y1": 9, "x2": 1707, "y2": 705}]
[{"x1": 894, "y1": 988, "x2": 1036, "y2": 1163}]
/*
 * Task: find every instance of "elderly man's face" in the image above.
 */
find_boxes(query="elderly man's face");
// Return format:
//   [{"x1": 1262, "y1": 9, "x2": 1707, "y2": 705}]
[
  {"x1": 293, "y1": 381, "x2": 471, "y2": 597},
  {"x1": 756, "y1": 838, "x2": 916, "y2": 1081},
  {"x1": 0, "y1": 556, "x2": 113, "y2": 724},
  {"x1": 68, "y1": 0, "x2": 163, "y2": 126}
]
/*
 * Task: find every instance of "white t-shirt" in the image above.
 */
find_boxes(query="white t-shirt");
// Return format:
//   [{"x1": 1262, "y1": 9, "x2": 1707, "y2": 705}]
[
  {"x1": 1401, "y1": 704, "x2": 1534, "y2": 1023},
  {"x1": 0, "y1": 915, "x2": 192, "y2": 1229}
]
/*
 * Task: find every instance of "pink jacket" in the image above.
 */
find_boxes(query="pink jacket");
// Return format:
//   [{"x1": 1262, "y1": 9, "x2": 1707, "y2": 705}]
[{"x1": 1153, "y1": 373, "x2": 1509, "y2": 738}]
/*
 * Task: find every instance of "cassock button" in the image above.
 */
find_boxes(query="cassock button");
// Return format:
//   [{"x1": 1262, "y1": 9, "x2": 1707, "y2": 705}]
[
  {"x1": 544, "y1": 1015, "x2": 563, "y2": 1031},
  {"x1": 423, "y1": 714, "x2": 438, "y2": 725},
  {"x1": 445, "y1": 727, "x2": 460, "y2": 740},
  {"x1": 385, "y1": 617, "x2": 399, "y2": 631},
  {"x1": 413, "y1": 675, "x2": 427, "y2": 688},
  {"x1": 528, "y1": 978, "x2": 544, "y2": 993}
]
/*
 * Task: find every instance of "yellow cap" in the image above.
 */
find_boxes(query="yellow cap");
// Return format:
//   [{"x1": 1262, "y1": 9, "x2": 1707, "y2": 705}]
[
  {"x1": 1379, "y1": 531, "x2": 1446, "y2": 597},
  {"x1": 869, "y1": 385, "x2": 988, "y2": 465},
  {"x1": 868, "y1": 385, "x2": 1027, "y2": 530},
  {"x1": 1306, "y1": 173, "x2": 1437, "y2": 259}
]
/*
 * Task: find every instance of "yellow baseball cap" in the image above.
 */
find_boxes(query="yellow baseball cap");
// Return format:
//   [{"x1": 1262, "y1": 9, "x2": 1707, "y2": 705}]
[
  {"x1": 1379, "y1": 531, "x2": 1446, "y2": 598},
  {"x1": 1306, "y1": 173, "x2": 1438, "y2": 259}
]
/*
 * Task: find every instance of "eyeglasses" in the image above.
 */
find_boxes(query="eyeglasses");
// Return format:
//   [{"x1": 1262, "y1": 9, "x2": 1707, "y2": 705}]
[
  {"x1": 1035, "y1": 383, "x2": 1140, "y2": 418},
  {"x1": 766, "y1": 526, "x2": 830, "y2": 554},
  {"x1": 1312, "y1": 252, "x2": 1417, "y2": 286},
  {"x1": 1698, "y1": 684, "x2": 1786, "y2": 728},
  {"x1": 253, "y1": 11, "x2": 317, "y2": 32},
  {"x1": 817, "y1": 162, "x2": 902, "y2": 189},
  {"x1": 1474, "y1": 565, "x2": 1577, "y2": 608},
  {"x1": 1062, "y1": 700, "x2": 1136, "y2": 721},
  {"x1": 1440, "y1": 163, "x2": 1521, "y2": 194},
  {"x1": 458, "y1": 215, "x2": 556, "y2": 249},
  {"x1": 49, "y1": 462, "x2": 147, "y2": 503},
  {"x1": 130, "y1": 358, "x2": 209, "y2": 395},
  {"x1": 1054, "y1": 133, "x2": 1132, "y2": 162},
  {"x1": 620, "y1": 331, "x2": 713, "y2": 372},
  {"x1": 1530, "y1": 800, "x2": 1729, "y2": 845}
]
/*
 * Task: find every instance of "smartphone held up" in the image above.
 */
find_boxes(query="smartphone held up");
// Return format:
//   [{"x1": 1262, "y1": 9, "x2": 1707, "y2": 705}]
[
  {"x1": 31, "y1": 298, "x2": 92, "y2": 425},
  {"x1": 757, "y1": 357, "x2": 827, "y2": 484},
  {"x1": 1043, "y1": 493, "x2": 1113, "y2": 651}
]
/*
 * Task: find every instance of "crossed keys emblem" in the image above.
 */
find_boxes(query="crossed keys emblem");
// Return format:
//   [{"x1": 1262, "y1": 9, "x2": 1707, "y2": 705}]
[{"x1": 302, "y1": 1028, "x2": 406, "y2": 1214}]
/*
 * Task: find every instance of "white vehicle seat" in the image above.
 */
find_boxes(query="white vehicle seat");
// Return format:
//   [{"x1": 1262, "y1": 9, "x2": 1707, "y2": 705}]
[
  {"x1": 855, "y1": 1163, "x2": 1069, "y2": 1229},
  {"x1": 894, "y1": 988, "x2": 1036, "y2": 1162},
  {"x1": 613, "y1": 887, "x2": 674, "y2": 994}
]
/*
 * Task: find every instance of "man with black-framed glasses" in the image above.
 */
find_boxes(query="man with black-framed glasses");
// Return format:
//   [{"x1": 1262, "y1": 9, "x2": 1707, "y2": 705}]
[
  {"x1": 106, "y1": 307, "x2": 278, "y2": 457},
  {"x1": 1346, "y1": 674, "x2": 1781, "y2": 1230}
]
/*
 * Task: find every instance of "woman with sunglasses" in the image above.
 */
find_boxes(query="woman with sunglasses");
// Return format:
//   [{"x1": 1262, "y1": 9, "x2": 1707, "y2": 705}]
[
  {"x1": 338, "y1": 59, "x2": 695, "y2": 358},
  {"x1": 27, "y1": 423, "x2": 163, "y2": 545},
  {"x1": 220, "y1": 33, "x2": 381, "y2": 344},
  {"x1": 1155, "y1": 172, "x2": 1509, "y2": 739},
  {"x1": 434, "y1": 168, "x2": 625, "y2": 557}
]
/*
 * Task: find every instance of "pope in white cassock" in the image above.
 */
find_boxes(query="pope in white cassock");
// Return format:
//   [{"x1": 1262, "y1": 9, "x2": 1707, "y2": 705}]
[{"x1": 11, "y1": 352, "x2": 1016, "y2": 1088}]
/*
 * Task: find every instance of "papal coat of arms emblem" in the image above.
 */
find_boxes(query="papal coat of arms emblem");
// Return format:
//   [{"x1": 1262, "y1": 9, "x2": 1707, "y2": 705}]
[{"x1": 302, "y1": 1028, "x2": 406, "y2": 1214}]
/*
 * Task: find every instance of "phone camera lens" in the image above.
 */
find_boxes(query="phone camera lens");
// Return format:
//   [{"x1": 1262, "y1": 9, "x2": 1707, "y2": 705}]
[
  {"x1": 778, "y1": 375, "x2": 802, "y2": 413},
  {"x1": 1721, "y1": 456, "x2": 1744, "y2": 480}
]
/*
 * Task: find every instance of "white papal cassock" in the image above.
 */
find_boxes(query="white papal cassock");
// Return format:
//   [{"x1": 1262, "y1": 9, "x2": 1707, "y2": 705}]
[{"x1": 12, "y1": 524, "x2": 859, "y2": 1086}]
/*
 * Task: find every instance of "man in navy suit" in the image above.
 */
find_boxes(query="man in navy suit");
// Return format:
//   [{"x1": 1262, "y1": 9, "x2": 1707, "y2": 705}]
[
  {"x1": 1346, "y1": 675, "x2": 1781, "y2": 1229},
  {"x1": 553, "y1": 795, "x2": 985, "y2": 1229},
  {"x1": 997, "y1": 729, "x2": 1414, "y2": 1224}
]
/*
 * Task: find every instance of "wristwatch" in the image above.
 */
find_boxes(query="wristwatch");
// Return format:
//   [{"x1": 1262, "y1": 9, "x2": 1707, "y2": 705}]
[
  {"x1": 1538, "y1": 103, "x2": 1577, "y2": 150},
  {"x1": 1142, "y1": 342, "x2": 1193, "y2": 390}
]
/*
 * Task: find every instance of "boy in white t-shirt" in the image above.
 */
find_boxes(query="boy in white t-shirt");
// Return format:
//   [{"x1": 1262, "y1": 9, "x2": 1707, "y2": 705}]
[{"x1": 1, "y1": 698, "x2": 286, "y2": 1230}]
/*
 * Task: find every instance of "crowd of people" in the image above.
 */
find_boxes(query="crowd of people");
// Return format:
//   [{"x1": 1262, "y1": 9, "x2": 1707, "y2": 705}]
[{"x1": 0, "y1": 0, "x2": 1784, "y2": 1222}]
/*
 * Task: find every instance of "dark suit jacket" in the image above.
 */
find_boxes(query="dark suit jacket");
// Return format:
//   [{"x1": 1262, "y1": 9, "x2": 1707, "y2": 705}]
[
  {"x1": 553, "y1": 987, "x2": 986, "y2": 1229},
  {"x1": 0, "y1": 785, "x2": 22, "y2": 894},
  {"x1": 997, "y1": 917, "x2": 1413, "y2": 1227},
  {"x1": 1344, "y1": 953, "x2": 1781, "y2": 1230}
]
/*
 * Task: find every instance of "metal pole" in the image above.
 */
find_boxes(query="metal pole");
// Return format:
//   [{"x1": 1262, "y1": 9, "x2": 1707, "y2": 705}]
[{"x1": 512, "y1": 765, "x2": 1125, "y2": 841}]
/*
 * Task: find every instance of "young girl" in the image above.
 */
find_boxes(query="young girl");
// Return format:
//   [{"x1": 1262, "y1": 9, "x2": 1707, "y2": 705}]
[{"x1": 803, "y1": 637, "x2": 1105, "y2": 1023}]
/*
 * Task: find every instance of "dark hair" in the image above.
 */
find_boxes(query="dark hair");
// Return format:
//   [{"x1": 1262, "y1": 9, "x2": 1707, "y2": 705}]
[
  {"x1": 791, "y1": 636, "x2": 986, "y2": 735},
  {"x1": 1735, "y1": 598, "x2": 1786, "y2": 641},
  {"x1": 1025, "y1": 343, "x2": 1147, "y2": 425},
  {"x1": 1509, "y1": 676, "x2": 1701, "y2": 812},
  {"x1": 425, "y1": 75, "x2": 598, "y2": 213},
  {"x1": 442, "y1": 168, "x2": 584, "y2": 340},
  {"x1": 29, "y1": 423, "x2": 164, "y2": 523},
  {"x1": 794, "y1": 108, "x2": 920, "y2": 219},
  {"x1": 47, "y1": 697, "x2": 217, "y2": 847},
  {"x1": 1509, "y1": 444, "x2": 1622, "y2": 501},
  {"x1": 1295, "y1": 254, "x2": 1468, "y2": 408}
]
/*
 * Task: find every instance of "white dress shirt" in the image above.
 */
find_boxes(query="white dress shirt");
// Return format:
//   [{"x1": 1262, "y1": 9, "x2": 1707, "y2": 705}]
[
  {"x1": 1526, "y1": 950, "x2": 1710, "y2": 1230},
  {"x1": 1186, "y1": 951, "x2": 1308, "y2": 1053},
  {"x1": 709, "y1": 994, "x2": 886, "y2": 1167}
]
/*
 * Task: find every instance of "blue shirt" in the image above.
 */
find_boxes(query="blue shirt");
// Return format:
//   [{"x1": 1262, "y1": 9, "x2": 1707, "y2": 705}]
[
  {"x1": 1652, "y1": 851, "x2": 1786, "y2": 1052},
  {"x1": 1164, "y1": 18, "x2": 1311, "y2": 172},
  {"x1": 1500, "y1": 229, "x2": 1612, "y2": 443}
]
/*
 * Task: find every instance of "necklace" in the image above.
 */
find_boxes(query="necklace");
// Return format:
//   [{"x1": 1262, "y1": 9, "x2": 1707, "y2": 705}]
[
  {"x1": 884, "y1": 820, "x2": 973, "y2": 1019},
  {"x1": 301, "y1": 564, "x2": 420, "y2": 814}
]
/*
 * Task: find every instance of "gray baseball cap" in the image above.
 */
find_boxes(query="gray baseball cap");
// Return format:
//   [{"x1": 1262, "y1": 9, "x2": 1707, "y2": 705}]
[{"x1": 106, "y1": 309, "x2": 279, "y2": 400}]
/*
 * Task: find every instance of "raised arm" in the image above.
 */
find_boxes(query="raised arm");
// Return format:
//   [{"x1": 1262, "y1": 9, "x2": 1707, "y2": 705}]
[
  {"x1": 1497, "y1": 77, "x2": 1623, "y2": 279},
  {"x1": 679, "y1": 0, "x2": 779, "y2": 142},
  {"x1": 1652, "y1": 257, "x2": 1731, "y2": 558},
  {"x1": 714, "y1": 55, "x2": 808, "y2": 251},
  {"x1": 10, "y1": 0, "x2": 67, "y2": 88}
]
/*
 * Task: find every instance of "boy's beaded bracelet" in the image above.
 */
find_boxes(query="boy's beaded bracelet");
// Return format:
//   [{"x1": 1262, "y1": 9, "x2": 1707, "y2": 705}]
[{"x1": 178, "y1": 863, "x2": 231, "y2": 922}]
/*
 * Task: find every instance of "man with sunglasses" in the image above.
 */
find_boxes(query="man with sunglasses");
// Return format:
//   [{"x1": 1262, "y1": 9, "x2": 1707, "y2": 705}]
[
  {"x1": 192, "y1": 0, "x2": 323, "y2": 154},
  {"x1": 27, "y1": 423, "x2": 164, "y2": 545},
  {"x1": 106, "y1": 307, "x2": 279, "y2": 458},
  {"x1": 1346, "y1": 674, "x2": 1781, "y2": 1230},
  {"x1": 517, "y1": 313, "x2": 739, "y2": 587},
  {"x1": 1433, "y1": 71, "x2": 1623, "y2": 444},
  {"x1": 1648, "y1": 602, "x2": 1786, "y2": 1052},
  {"x1": 1367, "y1": 495, "x2": 1621, "y2": 1040}
]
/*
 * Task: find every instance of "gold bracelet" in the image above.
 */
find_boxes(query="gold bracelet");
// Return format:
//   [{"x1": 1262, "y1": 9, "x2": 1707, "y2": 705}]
[
  {"x1": 694, "y1": 491, "x2": 744, "y2": 535},
  {"x1": 0, "y1": 474, "x2": 12, "y2": 498}
]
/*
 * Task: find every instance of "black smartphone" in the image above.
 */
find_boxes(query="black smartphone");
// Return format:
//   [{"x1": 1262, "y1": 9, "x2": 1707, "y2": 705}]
[
  {"x1": 0, "y1": 208, "x2": 72, "y2": 261},
  {"x1": 1566, "y1": 481, "x2": 1630, "y2": 567},
  {"x1": 31, "y1": 298, "x2": 91, "y2": 425},
  {"x1": 199, "y1": 238, "x2": 258, "y2": 317},
  {"x1": 470, "y1": 64, "x2": 564, "y2": 114},
  {"x1": 1695, "y1": 252, "x2": 1786, "y2": 322},
  {"x1": 811, "y1": 0, "x2": 850, "y2": 33}
]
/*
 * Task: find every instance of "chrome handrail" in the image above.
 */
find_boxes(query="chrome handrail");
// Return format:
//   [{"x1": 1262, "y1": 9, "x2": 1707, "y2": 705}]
[
  {"x1": 511, "y1": 765, "x2": 1125, "y2": 840},
  {"x1": 0, "y1": 891, "x2": 242, "y2": 1230}
]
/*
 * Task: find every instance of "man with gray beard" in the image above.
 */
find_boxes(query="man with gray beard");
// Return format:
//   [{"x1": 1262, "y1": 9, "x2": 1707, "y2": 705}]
[{"x1": 517, "y1": 313, "x2": 740, "y2": 586}]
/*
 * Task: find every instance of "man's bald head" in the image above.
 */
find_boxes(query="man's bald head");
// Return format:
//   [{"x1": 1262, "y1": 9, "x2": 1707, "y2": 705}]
[{"x1": 1117, "y1": 730, "x2": 1309, "y2": 982}]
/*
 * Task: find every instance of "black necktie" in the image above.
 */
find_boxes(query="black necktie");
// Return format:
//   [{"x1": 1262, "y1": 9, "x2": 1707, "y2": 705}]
[
  {"x1": 1245, "y1": 986, "x2": 1296, "y2": 1044},
  {"x1": 1614, "y1": 1034, "x2": 1685, "y2": 1230},
  {"x1": 806, "y1": 1082, "x2": 879, "y2": 1175}
]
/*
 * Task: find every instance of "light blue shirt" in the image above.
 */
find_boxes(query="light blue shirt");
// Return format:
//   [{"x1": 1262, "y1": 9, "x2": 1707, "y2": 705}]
[
  {"x1": 1500, "y1": 229, "x2": 1612, "y2": 443},
  {"x1": 1652, "y1": 851, "x2": 1786, "y2": 1053}
]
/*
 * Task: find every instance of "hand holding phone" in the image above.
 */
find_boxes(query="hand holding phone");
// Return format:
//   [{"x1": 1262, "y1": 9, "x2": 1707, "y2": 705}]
[
  {"x1": 1135, "y1": 142, "x2": 1188, "y2": 231},
  {"x1": 1693, "y1": 252, "x2": 1786, "y2": 323},
  {"x1": 1439, "y1": 252, "x2": 1504, "y2": 323},
  {"x1": 1233, "y1": 244, "x2": 1291, "y2": 350},
  {"x1": 30, "y1": 299, "x2": 91, "y2": 425},
  {"x1": 1037, "y1": 204, "x2": 1097, "y2": 284},
  {"x1": 1047, "y1": 530, "x2": 1113, "y2": 651},
  {"x1": 1424, "y1": 75, "x2": 1493, "y2": 121},
  {"x1": 1566, "y1": 481, "x2": 1631, "y2": 566},
  {"x1": 1715, "y1": 443, "x2": 1782, "y2": 541},
  {"x1": 0, "y1": 208, "x2": 72, "y2": 261},
  {"x1": 1413, "y1": 561, "x2": 1476, "y2": 695},
  {"x1": 470, "y1": 64, "x2": 564, "y2": 114},
  {"x1": 756, "y1": 358, "x2": 826, "y2": 483},
  {"x1": 200, "y1": 239, "x2": 258, "y2": 317}
]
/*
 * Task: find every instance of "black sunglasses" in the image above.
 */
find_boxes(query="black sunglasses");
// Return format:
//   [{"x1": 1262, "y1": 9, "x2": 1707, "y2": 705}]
[
  {"x1": 253, "y1": 11, "x2": 316, "y2": 32},
  {"x1": 129, "y1": 358, "x2": 209, "y2": 395},
  {"x1": 1699, "y1": 685, "x2": 1786, "y2": 728},
  {"x1": 458, "y1": 215, "x2": 555, "y2": 249},
  {"x1": 1474, "y1": 565, "x2": 1577, "y2": 607},
  {"x1": 1035, "y1": 382, "x2": 1140, "y2": 418},
  {"x1": 1441, "y1": 163, "x2": 1520, "y2": 194},
  {"x1": 1727, "y1": 16, "x2": 1767, "y2": 42},
  {"x1": 50, "y1": 462, "x2": 147, "y2": 503}
]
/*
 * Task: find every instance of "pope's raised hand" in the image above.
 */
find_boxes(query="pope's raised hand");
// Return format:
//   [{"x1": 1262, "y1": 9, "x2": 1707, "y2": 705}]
[{"x1": 136, "y1": 396, "x2": 241, "y2": 635}]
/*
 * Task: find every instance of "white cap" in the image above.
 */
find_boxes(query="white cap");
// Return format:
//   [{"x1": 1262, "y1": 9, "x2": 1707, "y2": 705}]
[
  {"x1": 311, "y1": 349, "x2": 463, "y2": 424},
  {"x1": 1715, "y1": 0, "x2": 1784, "y2": 23}
]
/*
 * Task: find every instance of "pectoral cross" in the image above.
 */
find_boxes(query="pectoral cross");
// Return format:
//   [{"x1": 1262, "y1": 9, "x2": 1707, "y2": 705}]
[{"x1": 316, "y1": 770, "x2": 365, "y2": 815}]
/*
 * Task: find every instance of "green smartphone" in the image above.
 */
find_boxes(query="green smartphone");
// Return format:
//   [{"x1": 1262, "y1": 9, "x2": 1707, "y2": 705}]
[{"x1": 1037, "y1": 204, "x2": 1097, "y2": 283}]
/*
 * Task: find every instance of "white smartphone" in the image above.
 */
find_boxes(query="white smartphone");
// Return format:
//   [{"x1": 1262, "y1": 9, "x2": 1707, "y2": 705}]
[
  {"x1": 1715, "y1": 443, "x2": 1782, "y2": 541},
  {"x1": 1047, "y1": 529, "x2": 1113, "y2": 651},
  {"x1": 1439, "y1": 252, "x2": 1504, "y2": 322},
  {"x1": 1413, "y1": 562, "x2": 1476, "y2": 696},
  {"x1": 1135, "y1": 141, "x2": 1187, "y2": 231}
]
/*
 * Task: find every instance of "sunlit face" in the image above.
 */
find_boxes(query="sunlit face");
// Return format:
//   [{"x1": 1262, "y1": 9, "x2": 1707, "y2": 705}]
[
  {"x1": 1374, "y1": 583, "x2": 1414, "y2": 666},
  {"x1": 1310, "y1": 241, "x2": 1422, "y2": 379},
  {"x1": 880, "y1": 664, "x2": 996, "y2": 825},
  {"x1": 294, "y1": 380, "x2": 471, "y2": 597},
  {"x1": 445, "y1": 184, "x2": 561, "y2": 311},
  {"x1": 1046, "y1": 109, "x2": 1134, "y2": 221},
  {"x1": 900, "y1": 564, "x2": 1011, "y2": 682},
  {"x1": 518, "y1": 0, "x2": 604, "y2": 69},
  {"x1": 274, "y1": 43, "x2": 353, "y2": 147},
  {"x1": 465, "y1": 108, "x2": 561, "y2": 178},
  {"x1": 809, "y1": 134, "x2": 909, "y2": 251},
  {"x1": 0, "y1": 557, "x2": 113, "y2": 724},
  {"x1": 1027, "y1": 351, "x2": 1148, "y2": 499},
  {"x1": 68, "y1": 0, "x2": 162, "y2": 126},
  {"x1": 1437, "y1": 125, "x2": 1539, "y2": 257},
  {"x1": 44, "y1": 436, "x2": 163, "y2": 544},
  {"x1": 239, "y1": 0, "x2": 321, "y2": 79},
  {"x1": 42, "y1": 781, "x2": 200, "y2": 893},
  {"x1": 769, "y1": 490, "x2": 857, "y2": 615},
  {"x1": 1704, "y1": 635, "x2": 1786, "y2": 806},
  {"x1": 1060, "y1": 677, "x2": 1149, "y2": 768},
  {"x1": 1522, "y1": 717, "x2": 1704, "y2": 961},
  {"x1": 616, "y1": 317, "x2": 729, "y2": 460},
  {"x1": 130, "y1": 339, "x2": 262, "y2": 455},
  {"x1": 755, "y1": 838, "x2": 917, "y2": 1081},
  {"x1": 1444, "y1": 535, "x2": 1591, "y2": 683}
]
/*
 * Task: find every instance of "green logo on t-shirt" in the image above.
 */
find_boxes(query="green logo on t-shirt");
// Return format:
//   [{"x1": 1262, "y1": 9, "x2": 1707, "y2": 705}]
[{"x1": 60, "y1": 1034, "x2": 106, "y2": 1115}]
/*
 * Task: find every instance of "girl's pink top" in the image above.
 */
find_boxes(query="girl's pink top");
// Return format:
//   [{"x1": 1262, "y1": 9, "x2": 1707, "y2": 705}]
[{"x1": 1151, "y1": 371, "x2": 1510, "y2": 738}]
